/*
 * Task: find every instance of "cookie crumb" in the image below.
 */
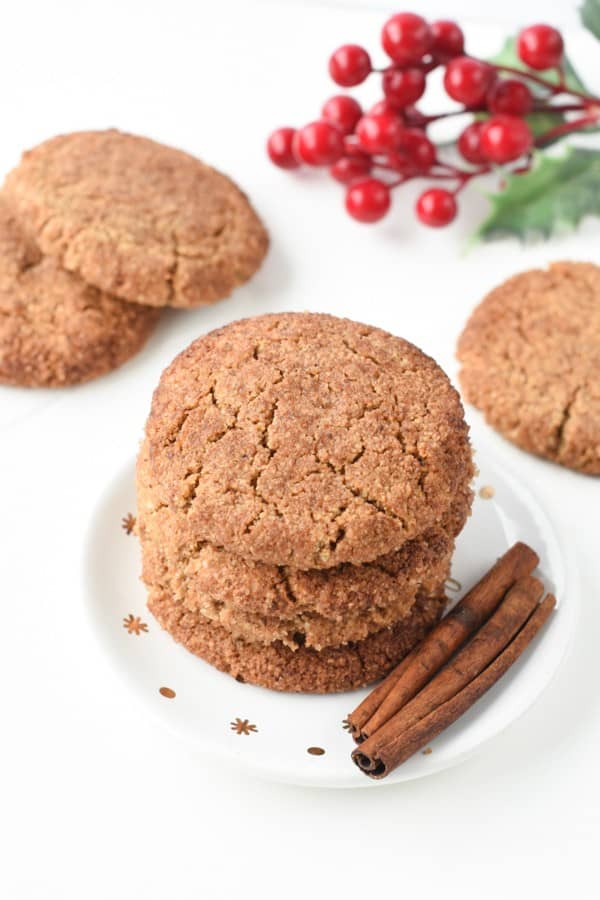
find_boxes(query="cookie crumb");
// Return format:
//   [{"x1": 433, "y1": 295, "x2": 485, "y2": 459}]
[{"x1": 159, "y1": 686, "x2": 176, "y2": 699}]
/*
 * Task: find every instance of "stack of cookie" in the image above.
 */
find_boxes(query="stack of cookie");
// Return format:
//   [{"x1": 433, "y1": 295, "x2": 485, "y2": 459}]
[
  {"x1": 137, "y1": 313, "x2": 474, "y2": 693},
  {"x1": 0, "y1": 130, "x2": 268, "y2": 387}
]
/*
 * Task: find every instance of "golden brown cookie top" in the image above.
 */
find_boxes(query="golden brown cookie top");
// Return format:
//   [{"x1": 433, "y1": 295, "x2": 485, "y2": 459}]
[
  {"x1": 3, "y1": 130, "x2": 269, "y2": 308},
  {"x1": 144, "y1": 312, "x2": 473, "y2": 569},
  {"x1": 457, "y1": 261, "x2": 600, "y2": 475},
  {"x1": 0, "y1": 197, "x2": 160, "y2": 387}
]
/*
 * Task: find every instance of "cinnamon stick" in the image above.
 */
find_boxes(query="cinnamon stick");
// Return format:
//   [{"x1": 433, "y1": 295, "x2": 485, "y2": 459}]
[
  {"x1": 348, "y1": 541, "x2": 539, "y2": 741},
  {"x1": 353, "y1": 575, "x2": 543, "y2": 769},
  {"x1": 353, "y1": 593, "x2": 556, "y2": 779}
]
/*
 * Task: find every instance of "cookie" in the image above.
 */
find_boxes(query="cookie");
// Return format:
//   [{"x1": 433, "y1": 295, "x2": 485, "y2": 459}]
[
  {"x1": 144, "y1": 312, "x2": 474, "y2": 569},
  {"x1": 0, "y1": 198, "x2": 160, "y2": 387},
  {"x1": 457, "y1": 262, "x2": 600, "y2": 474},
  {"x1": 3, "y1": 130, "x2": 269, "y2": 308},
  {"x1": 148, "y1": 587, "x2": 447, "y2": 693},
  {"x1": 137, "y1": 438, "x2": 466, "y2": 649}
]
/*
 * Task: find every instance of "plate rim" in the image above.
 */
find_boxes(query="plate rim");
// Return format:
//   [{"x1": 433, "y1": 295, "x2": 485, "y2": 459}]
[{"x1": 81, "y1": 441, "x2": 578, "y2": 789}]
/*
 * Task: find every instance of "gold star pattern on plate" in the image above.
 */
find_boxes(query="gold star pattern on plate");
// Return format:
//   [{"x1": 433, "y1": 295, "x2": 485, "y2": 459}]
[
  {"x1": 121, "y1": 513, "x2": 136, "y2": 535},
  {"x1": 230, "y1": 718, "x2": 258, "y2": 735},
  {"x1": 123, "y1": 614, "x2": 148, "y2": 635}
]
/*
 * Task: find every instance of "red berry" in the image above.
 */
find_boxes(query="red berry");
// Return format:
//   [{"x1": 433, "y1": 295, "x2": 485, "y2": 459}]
[
  {"x1": 416, "y1": 188, "x2": 457, "y2": 227},
  {"x1": 385, "y1": 151, "x2": 412, "y2": 174},
  {"x1": 479, "y1": 114, "x2": 533, "y2": 163},
  {"x1": 330, "y1": 155, "x2": 372, "y2": 184},
  {"x1": 369, "y1": 98, "x2": 399, "y2": 117},
  {"x1": 443, "y1": 57, "x2": 494, "y2": 107},
  {"x1": 403, "y1": 106, "x2": 428, "y2": 129},
  {"x1": 487, "y1": 79, "x2": 533, "y2": 116},
  {"x1": 321, "y1": 95, "x2": 363, "y2": 135},
  {"x1": 344, "y1": 139, "x2": 370, "y2": 157},
  {"x1": 430, "y1": 20, "x2": 465, "y2": 61},
  {"x1": 267, "y1": 128, "x2": 300, "y2": 169},
  {"x1": 381, "y1": 13, "x2": 433, "y2": 65},
  {"x1": 345, "y1": 178, "x2": 391, "y2": 223},
  {"x1": 356, "y1": 113, "x2": 404, "y2": 153},
  {"x1": 517, "y1": 24, "x2": 564, "y2": 71},
  {"x1": 329, "y1": 44, "x2": 372, "y2": 86},
  {"x1": 457, "y1": 122, "x2": 487, "y2": 165},
  {"x1": 396, "y1": 129, "x2": 436, "y2": 171},
  {"x1": 382, "y1": 67, "x2": 426, "y2": 109},
  {"x1": 294, "y1": 121, "x2": 345, "y2": 166}
]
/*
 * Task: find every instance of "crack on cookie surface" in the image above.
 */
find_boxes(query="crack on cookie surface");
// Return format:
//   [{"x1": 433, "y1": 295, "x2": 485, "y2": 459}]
[
  {"x1": 458, "y1": 261, "x2": 600, "y2": 475},
  {"x1": 137, "y1": 441, "x2": 467, "y2": 650},
  {"x1": 0, "y1": 199, "x2": 160, "y2": 387},
  {"x1": 3, "y1": 130, "x2": 269, "y2": 308},
  {"x1": 145, "y1": 313, "x2": 473, "y2": 568},
  {"x1": 147, "y1": 588, "x2": 447, "y2": 693}
]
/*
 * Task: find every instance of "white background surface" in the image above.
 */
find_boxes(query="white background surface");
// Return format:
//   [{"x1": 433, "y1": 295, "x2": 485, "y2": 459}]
[{"x1": 1, "y1": 1, "x2": 598, "y2": 897}]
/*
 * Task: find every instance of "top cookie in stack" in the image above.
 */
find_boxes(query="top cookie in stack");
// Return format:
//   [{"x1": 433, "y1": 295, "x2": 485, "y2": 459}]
[
  {"x1": 137, "y1": 313, "x2": 474, "y2": 693},
  {"x1": 0, "y1": 130, "x2": 268, "y2": 387}
]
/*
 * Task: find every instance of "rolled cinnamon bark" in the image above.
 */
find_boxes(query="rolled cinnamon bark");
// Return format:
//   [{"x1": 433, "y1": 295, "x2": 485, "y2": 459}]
[
  {"x1": 352, "y1": 593, "x2": 556, "y2": 779},
  {"x1": 353, "y1": 575, "x2": 543, "y2": 772},
  {"x1": 348, "y1": 541, "x2": 539, "y2": 741}
]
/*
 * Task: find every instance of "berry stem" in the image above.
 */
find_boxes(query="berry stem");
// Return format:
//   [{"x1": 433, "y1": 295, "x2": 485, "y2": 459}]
[
  {"x1": 512, "y1": 154, "x2": 534, "y2": 174},
  {"x1": 422, "y1": 59, "x2": 440, "y2": 74},
  {"x1": 532, "y1": 101, "x2": 587, "y2": 113},
  {"x1": 423, "y1": 107, "x2": 484, "y2": 124},
  {"x1": 554, "y1": 64, "x2": 567, "y2": 92},
  {"x1": 535, "y1": 111, "x2": 600, "y2": 146},
  {"x1": 492, "y1": 63, "x2": 598, "y2": 104},
  {"x1": 492, "y1": 63, "x2": 561, "y2": 94},
  {"x1": 452, "y1": 174, "x2": 474, "y2": 195}
]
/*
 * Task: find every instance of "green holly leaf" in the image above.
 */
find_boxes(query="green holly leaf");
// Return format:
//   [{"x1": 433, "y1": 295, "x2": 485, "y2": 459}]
[
  {"x1": 581, "y1": 0, "x2": 600, "y2": 40},
  {"x1": 472, "y1": 147, "x2": 600, "y2": 243}
]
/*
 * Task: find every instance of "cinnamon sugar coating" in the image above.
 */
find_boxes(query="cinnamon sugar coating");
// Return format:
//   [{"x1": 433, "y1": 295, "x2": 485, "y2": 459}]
[
  {"x1": 0, "y1": 198, "x2": 159, "y2": 387},
  {"x1": 148, "y1": 587, "x2": 447, "y2": 693},
  {"x1": 137, "y1": 439, "x2": 468, "y2": 650},
  {"x1": 144, "y1": 313, "x2": 474, "y2": 569},
  {"x1": 457, "y1": 262, "x2": 600, "y2": 474},
  {"x1": 3, "y1": 130, "x2": 268, "y2": 308}
]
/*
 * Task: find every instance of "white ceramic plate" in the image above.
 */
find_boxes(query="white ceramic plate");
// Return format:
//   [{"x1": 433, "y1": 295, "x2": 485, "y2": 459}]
[{"x1": 84, "y1": 446, "x2": 575, "y2": 788}]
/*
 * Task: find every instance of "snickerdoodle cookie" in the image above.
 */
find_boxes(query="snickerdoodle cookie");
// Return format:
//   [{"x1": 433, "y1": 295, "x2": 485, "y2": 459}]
[
  {"x1": 0, "y1": 198, "x2": 160, "y2": 387},
  {"x1": 3, "y1": 130, "x2": 268, "y2": 308},
  {"x1": 137, "y1": 439, "x2": 467, "y2": 650},
  {"x1": 148, "y1": 586, "x2": 447, "y2": 693},
  {"x1": 144, "y1": 313, "x2": 474, "y2": 569},
  {"x1": 457, "y1": 262, "x2": 600, "y2": 474}
]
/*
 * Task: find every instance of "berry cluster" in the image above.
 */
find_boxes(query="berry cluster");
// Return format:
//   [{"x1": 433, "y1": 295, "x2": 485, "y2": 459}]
[{"x1": 267, "y1": 14, "x2": 598, "y2": 227}]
